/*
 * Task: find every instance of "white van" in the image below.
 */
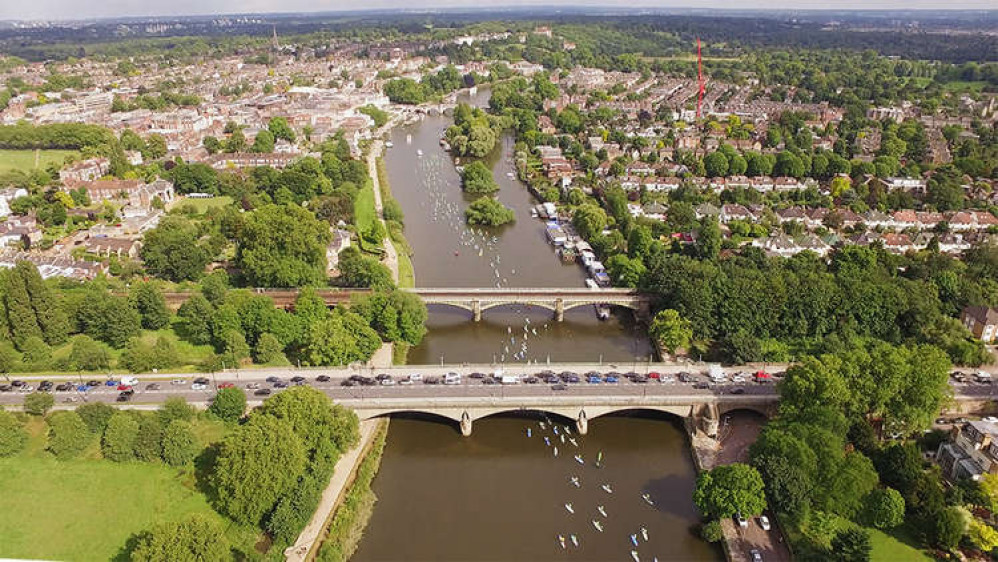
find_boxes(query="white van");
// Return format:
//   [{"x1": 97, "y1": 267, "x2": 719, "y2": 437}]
[
  {"x1": 501, "y1": 375, "x2": 520, "y2": 385},
  {"x1": 443, "y1": 372, "x2": 461, "y2": 385},
  {"x1": 708, "y1": 364, "x2": 727, "y2": 383},
  {"x1": 120, "y1": 376, "x2": 139, "y2": 386},
  {"x1": 976, "y1": 371, "x2": 993, "y2": 384}
]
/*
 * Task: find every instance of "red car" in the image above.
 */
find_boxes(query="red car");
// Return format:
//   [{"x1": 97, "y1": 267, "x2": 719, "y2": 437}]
[
  {"x1": 648, "y1": 372, "x2": 661, "y2": 380},
  {"x1": 218, "y1": 382, "x2": 235, "y2": 389},
  {"x1": 116, "y1": 384, "x2": 133, "y2": 392}
]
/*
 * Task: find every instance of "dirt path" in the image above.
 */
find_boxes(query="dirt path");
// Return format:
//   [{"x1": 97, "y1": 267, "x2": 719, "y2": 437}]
[{"x1": 284, "y1": 419, "x2": 382, "y2": 562}]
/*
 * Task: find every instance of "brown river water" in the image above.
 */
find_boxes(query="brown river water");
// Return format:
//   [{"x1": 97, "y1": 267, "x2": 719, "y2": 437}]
[{"x1": 351, "y1": 88, "x2": 718, "y2": 561}]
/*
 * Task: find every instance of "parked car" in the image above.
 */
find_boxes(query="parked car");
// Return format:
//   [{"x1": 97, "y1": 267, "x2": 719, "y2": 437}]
[
  {"x1": 632, "y1": 375, "x2": 649, "y2": 383},
  {"x1": 38, "y1": 381, "x2": 53, "y2": 392},
  {"x1": 245, "y1": 382, "x2": 261, "y2": 389},
  {"x1": 17, "y1": 385, "x2": 34, "y2": 392},
  {"x1": 105, "y1": 380, "x2": 118, "y2": 387},
  {"x1": 482, "y1": 377, "x2": 497, "y2": 385},
  {"x1": 117, "y1": 384, "x2": 133, "y2": 392},
  {"x1": 86, "y1": 380, "x2": 101, "y2": 387},
  {"x1": 358, "y1": 376, "x2": 376, "y2": 386},
  {"x1": 552, "y1": 383, "x2": 568, "y2": 391},
  {"x1": 145, "y1": 383, "x2": 162, "y2": 391},
  {"x1": 749, "y1": 549, "x2": 763, "y2": 562},
  {"x1": 468, "y1": 372, "x2": 486, "y2": 379},
  {"x1": 273, "y1": 381, "x2": 288, "y2": 389},
  {"x1": 678, "y1": 372, "x2": 693, "y2": 383},
  {"x1": 605, "y1": 375, "x2": 619, "y2": 383},
  {"x1": 648, "y1": 372, "x2": 661, "y2": 380},
  {"x1": 587, "y1": 375, "x2": 602, "y2": 384},
  {"x1": 341, "y1": 379, "x2": 358, "y2": 387},
  {"x1": 423, "y1": 376, "x2": 440, "y2": 385},
  {"x1": 191, "y1": 383, "x2": 207, "y2": 391},
  {"x1": 0, "y1": 385, "x2": 12, "y2": 392},
  {"x1": 11, "y1": 380, "x2": 25, "y2": 387},
  {"x1": 759, "y1": 515, "x2": 771, "y2": 531},
  {"x1": 290, "y1": 376, "x2": 306, "y2": 383},
  {"x1": 170, "y1": 379, "x2": 186, "y2": 385},
  {"x1": 76, "y1": 385, "x2": 91, "y2": 392},
  {"x1": 408, "y1": 373, "x2": 423, "y2": 383},
  {"x1": 693, "y1": 382, "x2": 709, "y2": 390},
  {"x1": 218, "y1": 382, "x2": 234, "y2": 389},
  {"x1": 193, "y1": 377, "x2": 210, "y2": 385},
  {"x1": 731, "y1": 388, "x2": 746, "y2": 395},
  {"x1": 380, "y1": 377, "x2": 396, "y2": 386},
  {"x1": 316, "y1": 375, "x2": 331, "y2": 382},
  {"x1": 116, "y1": 392, "x2": 133, "y2": 402},
  {"x1": 254, "y1": 388, "x2": 272, "y2": 396},
  {"x1": 736, "y1": 513, "x2": 748, "y2": 528},
  {"x1": 265, "y1": 376, "x2": 280, "y2": 383}
]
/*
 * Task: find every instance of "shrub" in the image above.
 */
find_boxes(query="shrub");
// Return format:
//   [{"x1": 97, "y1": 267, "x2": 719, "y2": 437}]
[
  {"x1": 266, "y1": 473, "x2": 324, "y2": 547},
  {"x1": 133, "y1": 414, "x2": 164, "y2": 462},
  {"x1": 77, "y1": 402, "x2": 116, "y2": 434},
  {"x1": 700, "y1": 520, "x2": 723, "y2": 543},
  {"x1": 157, "y1": 397, "x2": 195, "y2": 426},
  {"x1": 23, "y1": 391, "x2": 54, "y2": 415},
  {"x1": 0, "y1": 408, "x2": 27, "y2": 457},
  {"x1": 161, "y1": 420, "x2": 199, "y2": 467},
  {"x1": 129, "y1": 514, "x2": 230, "y2": 561},
  {"x1": 208, "y1": 387, "x2": 246, "y2": 423},
  {"x1": 47, "y1": 411, "x2": 91, "y2": 459}
]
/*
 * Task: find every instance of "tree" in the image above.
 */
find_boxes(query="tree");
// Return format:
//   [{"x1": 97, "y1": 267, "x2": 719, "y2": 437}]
[
  {"x1": 129, "y1": 514, "x2": 230, "y2": 562},
  {"x1": 649, "y1": 309, "x2": 693, "y2": 355},
  {"x1": 700, "y1": 520, "x2": 724, "y2": 543},
  {"x1": 465, "y1": 197, "x2": 515, "y2": 226},
  {"x1": 704, "y1": 151, "x2": 730, "y2": 177},
  {"x1": 831, "y1": 528, "x2": 872, "y2": 562},
  {"x1": 130, "y1": 282, "x2": 170, "y2": 330},
  {"x1": 161, "y1": 420, "x2": 199, "y2": 466},
  {"x1": 606, "y1": 254, "x2": 646, "y2": 287},
  {"x1": 269, "y1": 116, "x2": 296, "y2": 143},
  {"x1": 209, "y1": 387, "x2": 247, "y2": 422},
  {"x1": 572, "y1": 204, "x2": 608, "y2": 239},
  {"x1": 158, "y1": 396, "x2": 195, "y2": 426},
  {"x1": 76, "y1": 293, "x2": 141, "y2": 348},
  {"x1": 752, "y1": 453, "x2": 812, "y2": 516},
  {"x1": 236, "y1": 204, "x2": 330, "y2": 287},
  {"x1": 102, "y1": 412, "x2": 140, "y2": 462},
  {"x1": 177, "y1": 294, "x2": 214, "y2": 345},
  {"x1": 212, "y1": 415, "x2": 307, "y2": 525},
  {"x1": 820, "y1": 451, "x2": 880, "y2": 519},
  {"x1": 77, "y1": 402, "x2": 116, "y2": 434},
  {"x1": 696, "y1": 217, "x2": 721, "y2": 260},
  {"x1": 133, "y1": 414, "x2": 164, "y2": 462},
  {"x1": 337, "y1": 247, "x2": 395, "y2": 291},
  {"x1": 460, "y1": 161, "x2": 499, "y2": 194},
  {"x1": 967, "y1": 518, "x2": 998, "y2": 552},
  {"x1": 932, "y1": 506, "x2": 967, "y2": 550},
  {"x1": 46, "y1": 411, "x2": 91, "y2": 459},
  {"x1": 693, "y1": 463, "x2": 767, "y2": 520},
  {"x1": 141, "y1": 216, "x2": 212, "y2": 282},
  {"x1": 251, "y1": 129, "x2": 275, "y2": 153},
  {"x1": 0, "y1": 409, "x2": 27, "y2": 457},
  {"x1": 863, "y1": 488, "x2": 905, "y2": 529},
  {"x1": 68, "y1": 335, "x2": 111, "y2": 371},
  {"x1": 18, "y1": 261, "x2": 69, "y2": 345},
  {"x1": 253, "y1": 332, "x2": 285, "y2": 364},
  {"x1": 23, "y1": 391, "x2": 54, "y2": 416}
]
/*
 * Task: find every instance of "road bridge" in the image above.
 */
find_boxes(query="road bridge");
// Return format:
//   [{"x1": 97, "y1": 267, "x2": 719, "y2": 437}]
[{"x1": 162, "y1": 287, "x2": 653, "y2": 322}]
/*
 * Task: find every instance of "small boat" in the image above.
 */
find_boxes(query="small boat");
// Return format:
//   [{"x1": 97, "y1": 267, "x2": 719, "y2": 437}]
[
  {"x1": 631, "y1": 551, "x2": 640, "y2": 562},
  {"x1": 564, "y1": 426, "x2": 572, "y2": 435},
  {"x1": 601, "y1": 484, "x2": 613, "y2": 494},
  {"x1": 553, "y1": 426, "x2": 559, "y2": 436},
  {"x1": 565, "y1": 503, "x2": 574, "y2": 514},
  {"x1": 574, "y1": 455, "x2": 584, "y2": 465},
  {"x1": 560, "y1": 434, "x2": 566, "y2": 444},
  {"x1": 558, "y1": 535, "x2": 566, "y2": 549},
  {"x1": 544, "y1": 437, "x2": 551, "y2": 446},
  {"x1": 570, "y1": 534, "x2": 579, "y2": 547},
  {"x1": 597, "y1": 505, "x2": 607, "y2": 517},
  {"x1": 569, "y1": 438, "x2": 578, "y2": 447},
  {"x1": 641, "y1": 527, "x2": 649, "y2": 541},
  {"x1": 406, "y1": 133, "x2": 412, "y2": 144},
  {"x1": 416, "y1": 149, "x2": 424, "y2": 156},
  {"x1": 592, "y1": 520, "x2": 604, "y2": 532},
  {"x1": 385, "y1": 140, "x2": 394, "y2": 148},
  {"x1": 506, "y1": 172, "x2": 514, "y2": 178},
  {"x1": 570, "y1": 476, "x2": 580, "y2": 488},
  {"x1": 630, "y1": 534, "x2": 639, "y2": 547},
  {"x1": 641, "y1": 493, "x2": 654, "y2": 506},
  {"x1": 526, "y1": 428, "x2": 532, "y2": 437},
  {"x1": 553, "y1": 447, "x2": 559, "y2": 457},
  {"x1": 596, "y1": 451, "x2": 604, "y2": 468},
  {"x1": 540, "y1": 421, "x2": 546, "y2": 430}
]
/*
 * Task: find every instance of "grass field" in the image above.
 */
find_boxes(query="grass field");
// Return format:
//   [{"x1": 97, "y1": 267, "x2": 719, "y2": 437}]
[
  {"x1": 869, "y1": 527, "x2": 932, "y2": 562},
  {"x1": 0, "y1": 149, "x2": 78, "y2": 174},
  {"x1": 171, "y1": 195, "x2": 234, "y2": 214},
  {"x1": 0, "y1": 417, "x2": 258, "y2": 562},
  {"x1": 353, "y1": 180, "x2": 382, "y2": 254}
]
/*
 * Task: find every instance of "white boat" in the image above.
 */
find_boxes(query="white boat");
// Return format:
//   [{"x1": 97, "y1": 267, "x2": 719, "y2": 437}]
[
  {"x1": 540, "y1": 422, "x2": 546, "y2": 429},
  {"x1": 416, "y1": 149, "x2": 424, "y2": 157},
  {"x1": 631, "y1": 550, "x2": 640, "y2": 562},
  {"x1": 597, "y1": 505, "x2": 607, "y2": 517},
  {"x1": 595, "y1": 304, "x2": 611, "y2": 321},
  {"x1": 592, "y1": 520, "x2": 604, "y2": 532},
  {"x1": 642, "y1": 493, "x2": 654, "y2": 506},
  {"x1": 553, "y1": 426, "x2": 559, "y2": 435},
  {"x1": 526, "y1": 428, "x2": 532, "y2": 437},
  {"x1": 565, "y1": 503, "x2": 574, "y2": 514},
  {"x1": 574, "y1": 455, "x2": 584, "y2": 465},
  {"x1": 570, "y1": 534, "x2": 579, "y2": 547},
  {"x1": 406, "y1": 133, "x2": 412, "y2": 144},
  {"x1": 569, "y1": 437, "x2": 578, "y2": 447},
  {"x1": 641, "y1": 527, "x2": 649, "y2": 541},
  {"x1": 560, "y1": 434, "x2": 566, "y2": 444},
  {"x1": 506, "y1": 172, "x2": 514, "y2": 178},
  {"x1": 553, "y1": 447, "x2": 559, "y2": 457},
  {"x1": 570, "y1": 476, "x2": 580, "y2": 488},
  {"x1": 385, "y1": 141, "x2": 394, "y2": 148},
  {"x1": 564, "y1": 426, "x2": 572, "y2": 435},
  {"x1": 558, "y1": 535, "x2": 566, "y2": 549},
  {"x1": 601, "y1": 484, "x2": 613, "y2": 494}
]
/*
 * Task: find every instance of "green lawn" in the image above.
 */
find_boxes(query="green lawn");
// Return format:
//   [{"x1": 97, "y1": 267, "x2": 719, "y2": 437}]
[
  {"x1": 171, "y1": 195, "x2": 234, "y2": 214},
  {"x1": 868, "y1": 527, "x2": 932, "y2": 562},
  {"x1": 0, "y1": 418, "x2": 258, "y2": 562},
  {"x1": 353, "y1": 180, "x2": 382, "y2": 254},
  {"x1": 0, "y1": 149, "x2": 78, "y2": 174}
]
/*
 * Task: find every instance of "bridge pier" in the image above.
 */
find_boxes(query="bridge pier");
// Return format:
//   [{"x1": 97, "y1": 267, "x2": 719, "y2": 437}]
[
  {"x1": 472, "y1": 300, "x2": 482, "y2": 322},
  {"x1": 575, "y1": 410, "x2": 588, "y2": 435},
  {"x1": 460, "y1": 411, "x2": 473, "y2": 437},
  {"x1": 555, "y1": 298, "x2": 564, "y2": 322}
]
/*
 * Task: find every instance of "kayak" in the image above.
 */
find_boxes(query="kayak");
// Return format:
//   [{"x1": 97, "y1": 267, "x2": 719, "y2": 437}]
[
  {"x1": 631, "y1": 550, "x2": 640, "y2": 562},
  {"x1": 574, "y1": 455, "x2": 584, "y2": 465},
  {"x1": 642, "y1": 493, "x2": 654, "y2": 506},
  {"x1": 597, "y1": 505, "x2": 607, "y2": 517},
  {"x1": 565, "y1": 503, "x2": 574, "y2": 514},
  {"x1": 570, "y1": 476, "x2": 581, "y2": 488},
  {"x1": 641, "y1": 527, "x2": 648, "y2": 541},
  {"x1": 592, "y1": 520, "x2": 604, "y2": 532},
  {"x1": 630, "y1": 534, "x2": 639, "y2": 547},
  {"x1": 602, "y1": 484, "x2": 613, "y2": 494},
  {"x1": 570, "y1": 534, "x2": 579, "y2": 547},
  {"x1": 558, "y1": 535, "x2": 566, "y2": 549}
]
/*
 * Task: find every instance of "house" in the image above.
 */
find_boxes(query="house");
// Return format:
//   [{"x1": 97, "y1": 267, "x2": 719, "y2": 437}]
[
  {"x1": 719, "y1": 204, "x2": 754, "y2": 223},
  {"x1": 776, "y1": 207, "x2": 807, "y2": 224},
  {"x1": 961, "y1": 306, "x2": 998, "y2": 343},
  {"x1": 0, "y1": 187, "x2": 28, "y2": 217},
  {"x1": 0, "y1": 216, "x2": 42, "y2": 248},
  {"x1": 695, "y1": 203, "x2": 721, "y2": 220},
  {"x1": 84, "y1": 237, "x2": 142, "y2": 259},
  {"x1": 882, "y1": 233, "x2": 914, "y2": 253},
  {"x1": 205, "y1": 152, "x2": 300, "y2": 170},
  {"x1": 937, "y1": 420, "x2": 998, "y2": 480},
  {"x1": 59, "y1": 157, "x2": 110, "y2": 184},
  {"x1": 885, "y1": 176, "x2": 927, "y2": 194}
]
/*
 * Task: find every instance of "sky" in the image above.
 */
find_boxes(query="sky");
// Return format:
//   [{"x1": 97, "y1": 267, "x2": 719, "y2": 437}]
[{"x1": 1, "y1": 0, "x2": 994, "y2": 21}]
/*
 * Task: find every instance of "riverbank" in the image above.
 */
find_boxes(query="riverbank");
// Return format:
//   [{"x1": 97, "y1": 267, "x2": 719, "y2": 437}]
[
  {"x1": 375, "y1": 156, "x2": 415, "y2": 289},
  {"x1": 284, "y1": 418, "x2": 384, "y2": 562},
  {"x1": 311, "y1": 418, "x2": 389, "y2": 562}
]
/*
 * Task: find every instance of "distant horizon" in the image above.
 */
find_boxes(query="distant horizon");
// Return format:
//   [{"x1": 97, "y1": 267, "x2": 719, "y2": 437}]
[{"x1": 2, "y1": 2, "x2": 996, "y2": 24}]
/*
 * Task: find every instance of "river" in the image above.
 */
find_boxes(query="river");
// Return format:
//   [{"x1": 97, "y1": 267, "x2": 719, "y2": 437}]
[{"x1": 351, "y1": 88, "x2": 718, "y2": 562}]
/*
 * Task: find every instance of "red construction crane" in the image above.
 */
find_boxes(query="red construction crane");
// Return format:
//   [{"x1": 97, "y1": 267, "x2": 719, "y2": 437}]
[{"x1": 696, "y1": 37, "x2": 705, "y2": 120}]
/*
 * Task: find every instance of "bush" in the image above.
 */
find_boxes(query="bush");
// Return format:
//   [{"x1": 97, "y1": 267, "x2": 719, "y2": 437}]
[
  {"x1": 158, "y1": 397, "x2": 195, "y2": 426},
  {"x1": 465, "y1": 197, "x2": 515, "y2": 226},
  {"x1": 77, "y1": 402, "x2": 116, "y2": 434},
  {"x1": 129, "y1": 514, "x2": 230, "y2": 561},
  {"x1": 23, "y1": 391, "x2": 54, "y2": 415},
  {"x1": 460, "y1": 161, "x2": 499, "y2": 194},
  {"x1": 700, "y1": 520, "x2": 724, "y2": 543},
  {"x1": 0, "y1": 408, "x2": 27, "y2": 457},
  {"x1": 208, "y1": 387, "x2": 246, "y2": 423},
  {"x1": 161, "y1": 420, "x2": 199, "y2": 467},
  {"x1": 47, "y1": 411, "x2": 91, "y2": 459},
  {"x1": 102, "y1": 412, "x2": 140, "y2": 462},
  {"x1": 266, "y1": 473, "x2": 324, "y2": 547},
  {"x1": 133, "y1": 414, "x2": 164, "y2": 462}
]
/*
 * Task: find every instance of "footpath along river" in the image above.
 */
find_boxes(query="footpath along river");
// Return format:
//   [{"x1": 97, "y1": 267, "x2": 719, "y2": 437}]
[{"x1": 350, "y1": 88, "x2": 719, "y2": 561}]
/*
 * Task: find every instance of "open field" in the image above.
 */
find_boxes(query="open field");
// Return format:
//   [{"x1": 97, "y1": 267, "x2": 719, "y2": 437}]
[
  {"x1": 0, "y1": 149, "x2": 77, "y2": 174},
  {"x1": 0, "y1": 417, "x2": 258, "y2": 562}
]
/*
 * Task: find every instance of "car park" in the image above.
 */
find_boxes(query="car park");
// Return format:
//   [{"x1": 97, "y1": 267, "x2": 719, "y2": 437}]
[
  {"x1": 759, "y1": 515, "x2": 771, "y2": 531},
  {"x1": 145, "y1": 383, "x2": 161, "y2": 391},
  {"x1": 191, "y1": 383, "x2": 207, "y2": 390},
  {"x1": 316, "y1": 375, "x2": 331, "y2": 382},
  {"x1": 254, "y1": 388, "x2": 272, "y2": 396}
]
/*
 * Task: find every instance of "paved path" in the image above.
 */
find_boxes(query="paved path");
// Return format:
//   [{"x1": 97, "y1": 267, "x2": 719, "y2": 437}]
[
  {"x1": 366, "y1": 139, "x2": 399, "y2": 284},
  {"x1": 285, "y1": 418, "x2": 382, "y2": 562}
]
